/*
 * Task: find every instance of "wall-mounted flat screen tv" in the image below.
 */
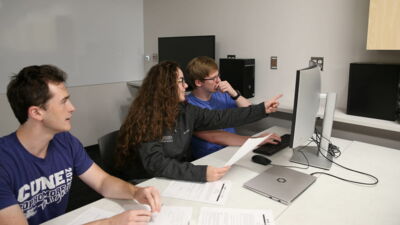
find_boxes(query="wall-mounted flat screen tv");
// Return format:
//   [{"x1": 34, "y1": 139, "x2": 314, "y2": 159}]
[{"x1": 158, "y1": 35, "x2": 215, "y2": 72}]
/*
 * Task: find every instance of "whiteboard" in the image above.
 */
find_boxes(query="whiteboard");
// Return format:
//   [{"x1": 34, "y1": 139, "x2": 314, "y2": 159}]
[{"x1": 0, "y1": 0, "x2": 144, "y2": 93}]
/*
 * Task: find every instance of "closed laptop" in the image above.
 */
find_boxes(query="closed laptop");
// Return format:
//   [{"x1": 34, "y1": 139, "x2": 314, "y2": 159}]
[{"x1": 244, "y1": 166, "x2": 316, "y2": 205}]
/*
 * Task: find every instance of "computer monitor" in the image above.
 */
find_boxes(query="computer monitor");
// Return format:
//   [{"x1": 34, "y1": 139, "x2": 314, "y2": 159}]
[
  {"x1": 289, "y1": 65, "x2": 336, "y2": 170},
  {"x1": 158, "y1": 35, "x2": 215, "y2": 91},
  {"x1": 158, "y1": 35, "x2": 215, "y2": 71}
]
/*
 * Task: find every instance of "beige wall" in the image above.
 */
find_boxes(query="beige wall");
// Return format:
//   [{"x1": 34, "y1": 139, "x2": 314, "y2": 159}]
[
  {"x1": 143, "y1": 0, "x2": 400, "y2": 110},
  {"x1": 0, "y1": 82, "x2": 137, "y2": 146}
]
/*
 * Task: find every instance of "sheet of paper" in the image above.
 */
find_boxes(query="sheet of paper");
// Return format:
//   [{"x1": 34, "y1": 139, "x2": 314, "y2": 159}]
[
  {"x1": 67, "y1": 206, "x2": 191, "y2": 225},
  {"x1": 123, "y1": 201, "x2": 151, "y2": 211},
  {"x1": 198, "y1": 207, "x2": 275, "y2": 225},
  {"x1": 149, "y1": 206, "x2": 192, "y2": 225},
  {"x1": 162, "y1": 180, "x2": 231, "y2": 205},
  {"x1": 225, "y1": 134, "x2": 271, "y2": 166},
  {"x1": 67, "y1": 207, "x2": 116, "y2": 225}
]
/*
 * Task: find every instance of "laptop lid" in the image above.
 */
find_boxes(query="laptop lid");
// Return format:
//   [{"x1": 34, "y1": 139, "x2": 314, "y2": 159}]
[{"x1": 243, "y1": 166, "x2": 316, "y2": 205}]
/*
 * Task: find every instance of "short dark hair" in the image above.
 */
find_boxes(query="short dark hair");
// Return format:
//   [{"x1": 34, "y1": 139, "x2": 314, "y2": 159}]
[{"x1": 7, "y1": 65, "x2": 67, "y2": 124}]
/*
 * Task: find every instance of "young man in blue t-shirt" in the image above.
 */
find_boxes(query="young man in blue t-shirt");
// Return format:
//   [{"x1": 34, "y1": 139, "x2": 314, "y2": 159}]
[
  {"x1": 186, "y1": 56, "x2": 281, "y2": 159},
  {"x1": 0, "y1": 65, "x2": 161, "y2": 225}
]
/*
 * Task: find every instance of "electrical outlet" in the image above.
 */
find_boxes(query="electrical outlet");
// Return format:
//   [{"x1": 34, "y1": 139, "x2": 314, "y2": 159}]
[
  {"x1": 310, "y1": 57, "x2": 324, "y2": 71},
  {"x1": 270, "y1": 56, "x2": 277, "y2": 69}
]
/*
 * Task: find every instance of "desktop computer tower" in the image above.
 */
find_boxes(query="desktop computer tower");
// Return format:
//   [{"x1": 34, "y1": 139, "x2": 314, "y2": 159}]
[
  {"x1": 347, "y1": 63, "x2": 400, "y2": 121},
  {"x1": 219, "y1": 58, "x2": 255, "y2": 98}
]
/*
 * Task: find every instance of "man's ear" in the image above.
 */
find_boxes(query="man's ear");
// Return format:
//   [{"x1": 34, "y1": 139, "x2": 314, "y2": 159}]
[
  {"x1": 27, "y1": 106, "x2": 44, "y2": 121},
  {"x1": 194, "y1": 79, "x2": 203, "y2": 88}
]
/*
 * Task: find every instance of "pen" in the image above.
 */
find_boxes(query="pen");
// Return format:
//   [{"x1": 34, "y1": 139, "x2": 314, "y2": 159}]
[
  {"x1": 216, "y1": 183, "x2": 225, "y2": 202},
  {"x1": 262, "y1": 214, "x2": 266, "y2": 225}
]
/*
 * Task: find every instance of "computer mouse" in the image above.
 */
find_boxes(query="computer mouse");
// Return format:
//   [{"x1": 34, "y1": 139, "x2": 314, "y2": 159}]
[{"x1": 251, "y1": 155, "x2": 271, "y2": 165}]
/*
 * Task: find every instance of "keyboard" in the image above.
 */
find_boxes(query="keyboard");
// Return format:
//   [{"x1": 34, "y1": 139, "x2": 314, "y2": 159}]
[{"x1": 253, "y1": 134, "x2": 291, "y2": 156}]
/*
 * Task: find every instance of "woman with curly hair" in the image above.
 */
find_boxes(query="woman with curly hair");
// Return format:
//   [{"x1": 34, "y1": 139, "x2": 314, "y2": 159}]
[{"x1": 116, "y1": 61, "x2": 281, "y2": 182}]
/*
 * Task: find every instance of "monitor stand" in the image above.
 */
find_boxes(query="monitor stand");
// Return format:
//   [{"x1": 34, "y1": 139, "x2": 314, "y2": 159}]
[
  {"x1": 290, "y1": 92, "x2": 336, "y2": 170},
  {"x1": 290, "y1": 146, "x2": 333, "y2": 170}
]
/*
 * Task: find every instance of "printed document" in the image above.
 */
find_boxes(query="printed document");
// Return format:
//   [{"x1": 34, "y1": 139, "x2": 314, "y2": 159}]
[
  {"x1": 225, "y1": 134, "x2": 271, "y2": 166},
  {"x1": 67, "y1": 207, "x2": 115, "y2": 225},
  {"x1": 149, "y1": 206, "x2": 192, "y2": 225},
  {"x1": 67, "y1": 206, "x2": 192, "y2": 225},
  {"x1": 198, "y1": 207, "x2": 275, "y2": 225},
  {"x1": 162, "y1": 180, "x2": 231, "y2": 205}
]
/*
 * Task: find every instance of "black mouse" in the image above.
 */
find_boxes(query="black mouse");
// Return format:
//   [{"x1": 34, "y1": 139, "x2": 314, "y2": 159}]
[{"x1": 251, "y1": 155, "x2": 271, "y2": 165}]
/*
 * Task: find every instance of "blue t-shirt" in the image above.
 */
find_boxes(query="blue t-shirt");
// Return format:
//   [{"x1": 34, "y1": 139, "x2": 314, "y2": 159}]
[
  {"x1": 0, "y1": 132, "x2": 93, "y2": 225},
  {"x1": 187, "y1": 92, "x2": 237, "y2": 159}
]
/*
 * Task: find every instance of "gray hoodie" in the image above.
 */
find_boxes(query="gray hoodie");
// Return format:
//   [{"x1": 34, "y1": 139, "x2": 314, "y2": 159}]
[{"x1": 126, "y1": 102, "x2": 268, "y2": 182}]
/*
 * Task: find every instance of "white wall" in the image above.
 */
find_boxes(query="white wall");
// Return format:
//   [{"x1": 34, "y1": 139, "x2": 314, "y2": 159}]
[
  {"x1": 0, "y1": 0, "x2": 144, "y2": 93},
  {"x1": 0, "y1": 0, "x2": 144, "y2": 146},
  {"x1": 0, "y1": 83, "x2": 137, "y2": 146},
  {"x1": 143, "y1": 0, "x2": 400, "y2": 110}
]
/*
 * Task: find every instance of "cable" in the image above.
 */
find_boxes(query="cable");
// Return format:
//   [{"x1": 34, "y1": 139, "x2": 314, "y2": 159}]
[
  {"x1": 271, "y1": 140, "x2": 313, "y2": 170},
  {"x1": 309, "y1": 172, "x2": 378, "y2": 185},
  {"x1": 310, "y1": 129, "x2": 379, "y2": 185},
  {"x1": 313, "y1": 127, "x2": 341, "y2": 158}
]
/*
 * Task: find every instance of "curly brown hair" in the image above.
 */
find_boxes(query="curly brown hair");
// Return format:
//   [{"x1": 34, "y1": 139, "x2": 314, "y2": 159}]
[{"x1": 116, "y1": 61, "x2": 181, "y2": 167}]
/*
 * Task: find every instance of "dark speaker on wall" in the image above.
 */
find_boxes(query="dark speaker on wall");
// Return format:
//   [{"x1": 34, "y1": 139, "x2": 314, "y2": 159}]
[
  {"x1": 347, "y1": 63, "x2": 400, "y2": 121},
  {"x1": 219, "y1": 58, "x2": 255, "y2": 98}
]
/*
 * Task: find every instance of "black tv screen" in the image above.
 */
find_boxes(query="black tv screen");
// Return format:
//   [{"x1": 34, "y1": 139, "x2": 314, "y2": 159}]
[{"x1": 158, "y1": 35, "x2": 215, "y2": 72}]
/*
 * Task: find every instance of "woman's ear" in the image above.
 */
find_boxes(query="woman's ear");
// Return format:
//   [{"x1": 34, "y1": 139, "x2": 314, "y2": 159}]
[{"x1": 27, "y1": 106, "x2": 44, "y2": 121}]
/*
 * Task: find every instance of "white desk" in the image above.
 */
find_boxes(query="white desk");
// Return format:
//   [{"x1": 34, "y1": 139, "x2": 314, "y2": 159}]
[
  {"x1": 277, "y1": 140, "x2": 400, "y2": 225},
  {"x1": 43, "y1": 126, "x2": 400, "y2": 225}
]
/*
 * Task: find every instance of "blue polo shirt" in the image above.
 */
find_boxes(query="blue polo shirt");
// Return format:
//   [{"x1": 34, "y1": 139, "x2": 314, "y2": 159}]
[{"x1": 187, "y1": 92, "x2": 237, "y2": 159}]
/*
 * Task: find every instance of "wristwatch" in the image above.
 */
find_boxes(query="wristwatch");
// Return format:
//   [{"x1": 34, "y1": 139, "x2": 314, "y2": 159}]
[{"x1": 231, "y1": 89, "x2": 241, "y2": 100}]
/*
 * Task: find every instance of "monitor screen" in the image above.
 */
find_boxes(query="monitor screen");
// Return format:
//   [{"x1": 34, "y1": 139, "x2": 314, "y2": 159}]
[
  {"x1": 289, "y1": 66, "x2": 321, "y2": 149},
  {"x1": 288, "y1": 65, "x2": 334, "y2": 170},
  {"x1": 158, "y1": 35, "x2": 215, "y2": 72}
]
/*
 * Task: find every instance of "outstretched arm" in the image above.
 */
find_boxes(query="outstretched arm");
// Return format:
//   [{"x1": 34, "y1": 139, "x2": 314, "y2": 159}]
[
  {"x1": 79, "y1": 164, "x2": 161, "y2": 225},
  {"x1": 79, "y1": 163, "x2": 161, "y2": 212},
  {"x1": 195, "y1": 131, "x2": 281, "y2": 147},
  {"x1": 264, "y1": 94, "x2": 283, "y2": 113}
]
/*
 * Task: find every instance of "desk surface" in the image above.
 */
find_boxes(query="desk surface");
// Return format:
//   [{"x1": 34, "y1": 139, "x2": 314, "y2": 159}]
[{"x1": 43, "y1": 126, "x2": 400, "y2": 225}]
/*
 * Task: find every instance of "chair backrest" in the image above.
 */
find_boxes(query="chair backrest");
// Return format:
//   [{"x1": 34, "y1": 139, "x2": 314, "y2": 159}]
[
  {"x1": 97, "y1": 130, "x2": 119, "y2": 175},
  {"x1": 98, "y1": 130, "x2": 148, "y2": 184}
]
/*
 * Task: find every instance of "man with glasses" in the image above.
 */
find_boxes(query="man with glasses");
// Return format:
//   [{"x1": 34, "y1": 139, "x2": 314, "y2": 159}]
[{"x1": 186, "y1": 56, "x2": 280, "y2": 159}]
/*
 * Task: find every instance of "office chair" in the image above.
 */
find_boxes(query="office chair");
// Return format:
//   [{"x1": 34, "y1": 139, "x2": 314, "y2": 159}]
[
  {"x1": 97, "y1": 130, "x2": 119, "y2": 176},
  {"x1": 97, "y1": 130, "x2": 147, "y2": 184}
]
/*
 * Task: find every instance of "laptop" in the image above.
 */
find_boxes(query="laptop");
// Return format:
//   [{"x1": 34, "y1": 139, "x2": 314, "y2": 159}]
[{"x1": 243, "y1": 166, "x2": 316, "y2": 205}]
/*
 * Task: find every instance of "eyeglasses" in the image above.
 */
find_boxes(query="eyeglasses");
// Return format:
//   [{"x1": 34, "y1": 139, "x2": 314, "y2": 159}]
[
  {"x1": 202, "y1": 74, "x2": 220, "y2": 81},
  {"x1": 177, "y1": 77, "x2": 186, "y2": 84}
]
